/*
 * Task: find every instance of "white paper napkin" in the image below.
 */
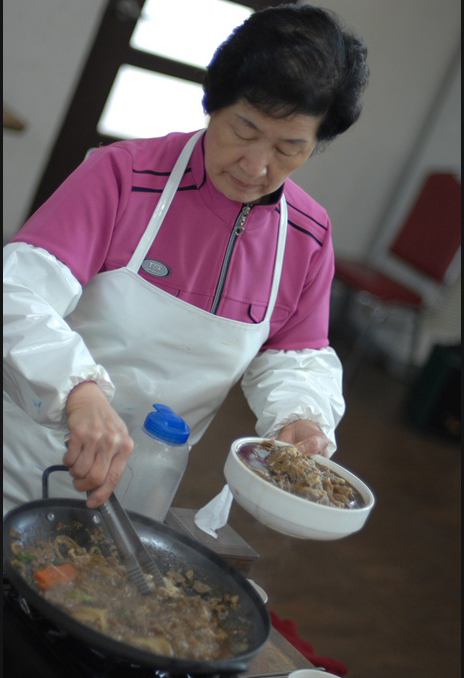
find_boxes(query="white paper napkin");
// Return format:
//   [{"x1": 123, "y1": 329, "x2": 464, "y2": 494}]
[{"x1": 193, "y1": 484, "x2": 234, "y2": 538}]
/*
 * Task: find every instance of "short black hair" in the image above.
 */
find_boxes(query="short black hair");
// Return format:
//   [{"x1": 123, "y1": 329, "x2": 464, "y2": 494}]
[{"x1": 203, "y1": 3, "x2": 369, "y2": 144}]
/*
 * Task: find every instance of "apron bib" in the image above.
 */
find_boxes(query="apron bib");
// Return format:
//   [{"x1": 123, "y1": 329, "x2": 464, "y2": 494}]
[{"x1": 3, "y1": 131, "x2": 288, "y2": 511}]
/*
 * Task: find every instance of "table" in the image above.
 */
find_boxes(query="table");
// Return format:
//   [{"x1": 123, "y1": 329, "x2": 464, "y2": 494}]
[{"x1": 242, "y1": 627, "x2": 315, "y2": 676}]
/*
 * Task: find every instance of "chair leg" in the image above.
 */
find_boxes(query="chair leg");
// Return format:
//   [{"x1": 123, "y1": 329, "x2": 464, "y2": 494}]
[
  {"x1": 407, "y1": 308, "x2": 423, "y2": 379},
  {"x1": 342, "y1": 295, "x2": 389, "y2": 386},
  {"x1": 330, "y1": 283, "x2": 354, "y2": 342}
]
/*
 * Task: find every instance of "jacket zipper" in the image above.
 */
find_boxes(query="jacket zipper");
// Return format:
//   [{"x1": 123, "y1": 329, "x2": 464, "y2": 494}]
[{"x1": 210, "y1": 203, "x2": 253, "y2": 314}]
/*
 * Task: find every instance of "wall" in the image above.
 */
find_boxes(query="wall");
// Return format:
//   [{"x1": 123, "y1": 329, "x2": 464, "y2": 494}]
[
  {"x1": 3, "y1": 0, "x2": 107, "y2": 243},
  {"x1": 294, "y1": 0, "x2": 461, "y2": 256}
]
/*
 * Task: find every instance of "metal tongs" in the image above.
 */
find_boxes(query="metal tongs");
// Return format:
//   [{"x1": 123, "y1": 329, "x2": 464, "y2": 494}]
[
  {"x1": 94, "y1": 492, "x2": 165, "y2": 594},
  {"x1": 62, "y1": 435, "x2": 164, "y2": 594}
]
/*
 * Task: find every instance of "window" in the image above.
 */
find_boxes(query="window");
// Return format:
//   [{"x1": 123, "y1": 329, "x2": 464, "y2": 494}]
[
  {"x1": 97, "y1": 66, "x2": 207, "y2": 139},
  {"x1": 130, "y1": 0, "x2": 252, "y2": 69},
  {"x1": 97, "y1": 0, "x2": 253, "y2": 139}
]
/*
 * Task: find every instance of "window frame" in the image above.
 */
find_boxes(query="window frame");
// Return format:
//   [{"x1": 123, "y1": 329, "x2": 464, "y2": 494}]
[{"x1": 28, "y1": 0, "x2": 294, "y2": 215}]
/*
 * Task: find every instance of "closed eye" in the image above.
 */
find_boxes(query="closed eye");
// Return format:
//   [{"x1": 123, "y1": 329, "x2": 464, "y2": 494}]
[
  {"x1": 233, "y1": 129, "x2": 255, "y2": 142},
  {"x1": 277, "y1": 147, "x2": 297, "y2": 157}
]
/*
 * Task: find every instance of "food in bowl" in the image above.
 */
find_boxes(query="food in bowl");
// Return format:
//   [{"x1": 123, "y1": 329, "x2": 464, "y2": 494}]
[
  {"x1": 237, "y1": 439, "x2": 365, "y2": 508},
  {"x1": 224, "y1": 437, "x2": 375, "y2": 540},
  {"x1": 9, "y1": 527, "x2": 249, "y2": 661}
]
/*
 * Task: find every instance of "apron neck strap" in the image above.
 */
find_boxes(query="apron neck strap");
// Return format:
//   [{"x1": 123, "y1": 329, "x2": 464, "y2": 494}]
[
  {"x1": 127, "y1": 129, "x2": 204, "y2": 273},
  {"x1": 264, "y1": 195, "x2": 287, "y2": 323}
]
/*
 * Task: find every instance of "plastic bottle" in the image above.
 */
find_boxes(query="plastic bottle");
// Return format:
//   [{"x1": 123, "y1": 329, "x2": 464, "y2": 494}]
[{"x1": 115, "y1": 404, "x2": 191, "y2": 522}]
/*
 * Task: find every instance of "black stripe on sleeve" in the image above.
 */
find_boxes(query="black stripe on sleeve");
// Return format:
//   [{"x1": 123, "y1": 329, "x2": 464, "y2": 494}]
[
  {"x1": 275, "y1": 207, "x2": 324, "y2": 246},
  {"x1": 286, "y1": 200, "x2": 328, "y2": 230},
  {"x1": 133, "y1": 167, "x2": 192, "y2": 176},
  {"x1": 132, "y1": 184, "x2": 198, "y2": 193},
  {"x1": 288, "y1": 220, "x2": 323, "y2": 246}
]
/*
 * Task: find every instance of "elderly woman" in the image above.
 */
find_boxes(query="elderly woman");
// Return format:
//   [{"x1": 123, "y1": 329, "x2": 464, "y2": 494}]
[{"x1": 3, "y1": 4, "x2": 369, "y2": 513}]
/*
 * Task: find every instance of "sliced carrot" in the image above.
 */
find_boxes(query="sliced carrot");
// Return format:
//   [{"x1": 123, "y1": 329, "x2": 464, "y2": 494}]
[{"x1": 34, "y1": 564, "x2": 78, "y2": 590}]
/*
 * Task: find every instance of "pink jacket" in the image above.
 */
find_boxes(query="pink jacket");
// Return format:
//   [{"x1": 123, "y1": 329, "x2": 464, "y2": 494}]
[{"x1": 12, "y1": 131, "x2": 334, "y2": 351}]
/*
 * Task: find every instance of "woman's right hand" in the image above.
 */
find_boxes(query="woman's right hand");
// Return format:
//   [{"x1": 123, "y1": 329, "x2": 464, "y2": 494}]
[{"x1": 63, "y1": 382, "x2": 134, "y2": 508}]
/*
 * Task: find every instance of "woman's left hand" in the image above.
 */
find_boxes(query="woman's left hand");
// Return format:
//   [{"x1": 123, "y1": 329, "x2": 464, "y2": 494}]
[{"x1": 277, "y1": 419, "x2": 330, "y2": 457}]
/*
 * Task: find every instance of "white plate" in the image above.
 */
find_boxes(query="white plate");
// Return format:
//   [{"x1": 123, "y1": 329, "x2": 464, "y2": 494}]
[{"x1": 289, "y1": 670, "x2": 340, "y2": 677}]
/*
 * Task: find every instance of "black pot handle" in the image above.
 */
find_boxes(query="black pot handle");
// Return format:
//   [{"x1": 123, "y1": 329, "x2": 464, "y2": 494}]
[{"x1": 42, "y1": 464, "x2": 70, "y2": 499}]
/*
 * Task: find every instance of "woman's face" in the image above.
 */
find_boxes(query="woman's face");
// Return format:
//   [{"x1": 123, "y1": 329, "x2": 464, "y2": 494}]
[{"x1": 204, "y1": 99, "x2": 321, "y2": 204}]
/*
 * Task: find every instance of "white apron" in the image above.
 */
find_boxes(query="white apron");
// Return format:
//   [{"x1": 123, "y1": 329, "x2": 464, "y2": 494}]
[{"x1": 3, "y1": 131, "x2": 288, "y2": 510}]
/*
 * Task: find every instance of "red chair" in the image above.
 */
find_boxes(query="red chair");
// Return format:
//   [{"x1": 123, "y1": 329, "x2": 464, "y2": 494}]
[{"x1": 334, "y1": 172, "x2": 461, "y2": 381}]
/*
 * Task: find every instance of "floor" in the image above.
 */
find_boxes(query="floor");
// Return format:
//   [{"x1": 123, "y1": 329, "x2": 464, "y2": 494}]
[{"x1": 173, "y1": 346, "x2": 461, "y2": 677}]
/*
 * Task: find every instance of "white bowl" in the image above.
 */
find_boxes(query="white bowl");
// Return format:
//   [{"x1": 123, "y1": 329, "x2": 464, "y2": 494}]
[{"x1": 224, "y1": 437, "x2": 375, "y2": 540}]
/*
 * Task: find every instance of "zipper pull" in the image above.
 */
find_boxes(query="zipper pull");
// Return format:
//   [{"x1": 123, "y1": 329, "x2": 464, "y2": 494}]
[{"x1": 234, "y1": 204, "x2": 252, "y2": 236}]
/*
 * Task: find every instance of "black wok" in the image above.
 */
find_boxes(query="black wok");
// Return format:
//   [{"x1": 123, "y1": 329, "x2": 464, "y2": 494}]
[{"x1": 3, "y1": 467, "x2": 270, "y2": 675}]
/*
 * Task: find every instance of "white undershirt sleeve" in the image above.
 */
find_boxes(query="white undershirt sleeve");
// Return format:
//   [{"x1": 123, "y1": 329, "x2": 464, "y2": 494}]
[
  {"x1": 3, "y1": 242, "x2": 115, "y2": 427},
  {"x1": 241, "y1": 346, "x2": 345, "y2": 456}
]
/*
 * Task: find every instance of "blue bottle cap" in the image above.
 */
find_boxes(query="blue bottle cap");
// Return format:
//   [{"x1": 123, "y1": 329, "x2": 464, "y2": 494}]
[{"x1": 143, "y1": 404, "x2": 190, "y2": 445}]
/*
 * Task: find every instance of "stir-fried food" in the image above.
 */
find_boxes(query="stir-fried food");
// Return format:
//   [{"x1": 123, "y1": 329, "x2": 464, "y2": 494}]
[
  {"x1": 9, "y1": 529, "x2": 248, "y2": 661},
  {"x1": 238, "y1": 440, "x2": 365, "y2": 508}
]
